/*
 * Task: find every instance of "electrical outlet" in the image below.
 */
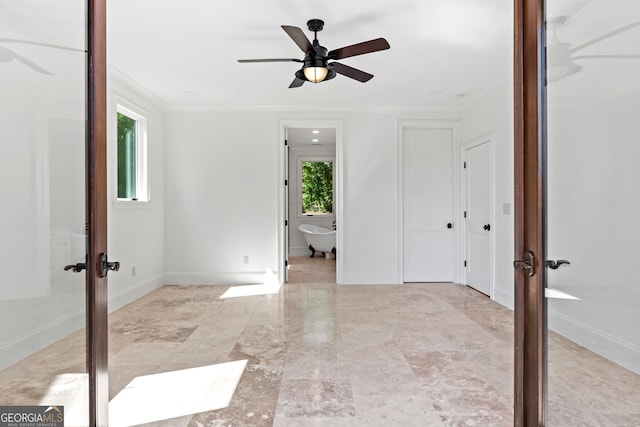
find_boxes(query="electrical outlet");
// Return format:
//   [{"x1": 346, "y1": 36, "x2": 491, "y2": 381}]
[
  {"x1": 243, "y1": 256, "x2": 249, "y2": 264},
  {"x1": 131, "y1": 266, "x2": 136, "y2": 277}
]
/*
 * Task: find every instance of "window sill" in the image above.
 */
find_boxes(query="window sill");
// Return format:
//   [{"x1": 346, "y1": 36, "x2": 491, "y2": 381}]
[
  {"x1": 297, "y1": 214, "x2": 335, "y2": 220},
  {"x1": 112, "y1": 199, "x2": 151, "y2": 210}
]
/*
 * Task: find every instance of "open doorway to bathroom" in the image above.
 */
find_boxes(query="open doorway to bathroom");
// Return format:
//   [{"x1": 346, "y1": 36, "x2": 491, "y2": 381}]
[{"x1": 285, "y1": 127, "x2": 337, "y2": 284}]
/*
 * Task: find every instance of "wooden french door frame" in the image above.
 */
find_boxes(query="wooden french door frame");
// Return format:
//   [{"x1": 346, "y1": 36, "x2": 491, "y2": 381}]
[
  {"x1": 514, "y1": 0, "x2": 545, "y2": 426},
  {"x1": 87, "y1": 0, "x2": 108, "y2": 425}
]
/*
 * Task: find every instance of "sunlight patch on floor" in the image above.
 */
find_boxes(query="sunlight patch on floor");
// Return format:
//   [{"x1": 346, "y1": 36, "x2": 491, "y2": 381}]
[
  {"x1": 39, "y1": 373, "x2": 88, "y2": 427},
  {"x1": 220, "y1": 270, "x2": 281, "y2": 299},
  {"x1": 546, "y1": 288, "x2": 581, "y2": 300},
  {"x1": 108, "y1": 360, "x2": 247, "y2": 426}
]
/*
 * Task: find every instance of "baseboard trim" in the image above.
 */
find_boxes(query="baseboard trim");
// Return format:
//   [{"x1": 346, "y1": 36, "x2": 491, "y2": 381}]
[
  {"x1": 0, "y1": 309, "x2": 84, "y2": 370},
  {"x1": 163, "y1": 271, "x2": 271, "y2": 285},
  {"x1": 340, "y1": 270, "x2": 400, "y2": 285},
  {"x1": 549, "y1": 309, "x2": 640, "y2": 374},
  {"x1": 109, "y1": 274, "x2": 164, "y2": 313},
  {"x1": 0, "y1": 275, "x2": 164, "y2": 371},
  {"x1": 493, "y1": 288, "x2": 514, "y2": 310}
]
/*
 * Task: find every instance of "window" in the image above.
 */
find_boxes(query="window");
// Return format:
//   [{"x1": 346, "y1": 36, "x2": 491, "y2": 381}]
[
  {"x1": 299, "y1": 159, "x2": 334, "y2": 216},
  {"x1": 116, "y1": 103, "x2": 148, "y2": 201}
]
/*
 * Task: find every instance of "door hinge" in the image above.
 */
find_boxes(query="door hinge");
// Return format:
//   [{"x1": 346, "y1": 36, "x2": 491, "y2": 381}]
[
  {"x1": 464, "y1": 211, "x2": 467, "y2": 218},
  {"x1": 285, "y1": 260, "x2": 288, "y2": 267},
  {"x1": 464, "y1": 260, "x2": 467, "y2": 267},
  {"x1": 463, "y1": 161, "x2": 467, "y2": 168},
  {"x1": 285, "y1": 219, "x2": 288, "y2": 226},
  {"x1": 285, "y1": 179, "x2": 288, "y2": 186},
  {"x1": 285, "y1": 139, "x2": 288, "y2": 146},
  {"x1": 513, "y1": 251, "x2": 536, "y2": 277}
]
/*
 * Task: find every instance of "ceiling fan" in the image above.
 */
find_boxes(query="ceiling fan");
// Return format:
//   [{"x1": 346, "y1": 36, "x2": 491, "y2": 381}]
[
  {"x1": 0, "y1": 38, "x2": 85, "y2": 75},
  {"x1": 237, "y1": 19, "x2": 390, "y2": 88},
  {"x1": 546, "y1": 17, "x2": 640, "y2": 82}
]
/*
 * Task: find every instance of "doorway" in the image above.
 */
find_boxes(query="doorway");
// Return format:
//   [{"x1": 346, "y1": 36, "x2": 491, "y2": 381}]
[
  {"x1": 278, "y1": 120, "x2": 343, "y2": 284},
  {"x1": 285, "y1": 127, "x2": 337, "y2": 283}
]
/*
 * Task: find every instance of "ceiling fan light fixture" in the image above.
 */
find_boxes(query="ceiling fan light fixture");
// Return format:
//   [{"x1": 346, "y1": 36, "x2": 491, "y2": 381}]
[{"x1": 303, "y1": 66, "x2": 328, "y2": 83}]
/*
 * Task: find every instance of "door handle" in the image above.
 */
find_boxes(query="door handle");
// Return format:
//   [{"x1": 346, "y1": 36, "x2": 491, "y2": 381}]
[
  {"x1": 98, "y1": 253, "x2": 120, "y2": 278},
  {"x1": 545, "y1": 259, "x2": 570, "y2": 270},
  {"x1": 447, "y1": 222, "x2": 453, "y2": 229},
  {"x1": 64, "y1": 263, "x2": 86, "y2": 273},
  {"x1": 513, "y1": 251, "x2": 535, "y2": 277},
  {"x1": 483, "y1": 224, "x2": 491, "y2": 231}
]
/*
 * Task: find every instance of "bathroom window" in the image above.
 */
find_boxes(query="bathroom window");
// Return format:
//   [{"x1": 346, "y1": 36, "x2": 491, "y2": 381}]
[
  {"x1": 299, "y1": 159, "x2": 334, "y2": 216},
  {"x1": 116, "y1": 103, "x2": 148, "y2": 201}
]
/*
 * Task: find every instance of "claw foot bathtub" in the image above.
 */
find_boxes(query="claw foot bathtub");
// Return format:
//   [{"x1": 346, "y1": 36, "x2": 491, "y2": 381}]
[{"x1": 298, "y1": 224, "x2": 336, "y2": 257}]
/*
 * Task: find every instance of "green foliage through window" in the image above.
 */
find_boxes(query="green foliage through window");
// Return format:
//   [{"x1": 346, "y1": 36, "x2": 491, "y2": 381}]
[
  {"x1": 117, "y1": 112, "x2": 137, "y2": 199},
  {"x1": 301, "y1": 161, "x2": 333, "y2": 215}
]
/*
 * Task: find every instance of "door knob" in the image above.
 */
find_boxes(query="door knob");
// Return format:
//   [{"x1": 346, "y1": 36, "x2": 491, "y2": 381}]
[
  {"x1": 447, "y1": 223, "x2": 453, "y2": 229},
  {"x1": 545, "y1": 259, "x2": 570, "y2": 270},
  {"x1": 483, "y1": 224, "x2": 491, "y2": 231},
  {"x1": 64, "y1": 263, "x2": 86, "y2": 273}
]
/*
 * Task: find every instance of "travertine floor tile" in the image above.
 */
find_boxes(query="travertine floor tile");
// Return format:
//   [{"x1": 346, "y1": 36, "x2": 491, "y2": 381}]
[
  {"x1": 276, "y1": 379, "x2": 356, "y2": 417},
  {"x1": 1, "y1": 257, "x2": 638, "y2": 426}
]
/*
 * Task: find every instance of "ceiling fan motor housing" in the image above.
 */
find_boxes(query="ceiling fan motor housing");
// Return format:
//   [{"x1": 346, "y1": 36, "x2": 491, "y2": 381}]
[{"x1": 305, "y1": 45, "x2": 327, "y2": 67}]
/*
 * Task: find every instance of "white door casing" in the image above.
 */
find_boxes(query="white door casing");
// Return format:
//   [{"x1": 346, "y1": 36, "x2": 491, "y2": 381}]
[
  {"x1": 463, "y1": 139, "x2": 492, "y2": 296},
  {"x1": 284, "y1": 136, "x2": 290, "y2": 282},
  {"x1": 402, "y1": 127, "x2": 455, "y2": 282},
  {"x1": 278, "y1": 119, "x2": 344, "y2": 284}
]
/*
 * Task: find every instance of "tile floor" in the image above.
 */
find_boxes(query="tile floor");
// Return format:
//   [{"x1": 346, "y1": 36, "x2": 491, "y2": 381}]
[
  {"x1": 287, "y1": 254, "x2": 336, "y2": 283},
  {"x1": 1, "y1": 257, "x2": 639, "y2": 426}
]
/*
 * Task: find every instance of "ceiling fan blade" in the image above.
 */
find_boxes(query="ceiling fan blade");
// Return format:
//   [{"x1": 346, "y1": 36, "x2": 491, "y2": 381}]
[
  {"x1": 238, "y1": 58, "x2": 302, "y2": 63},
  {"x1": 1, "y1": 47, "x2": 52, "y2": 75},
  {"x1": 570, "y1": 22, "x2": 640, "y2": 53},
  {"x1": 328, "y1": 38, "x2": 390, "y2": 60},
  {"x1": 281, "y1": 25, "x2": 316, "y2": 53},
  {"x1": 330, "y1": 62, "x2": 373, "y2": 82},
  {"x1": 289, "y1": 77, "x2": 305, "y2": 88},
  {"x1": 573, "y1": 54, "x2": 640, "y2": 60}
]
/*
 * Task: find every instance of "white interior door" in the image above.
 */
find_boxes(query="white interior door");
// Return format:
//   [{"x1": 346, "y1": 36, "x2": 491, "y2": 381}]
[
  {"x1": 403, "y1": 128, "x2": 454, "y2": 282},
  {"x1": 464, "y1": 141, "x2": 491, "y2": 295}
]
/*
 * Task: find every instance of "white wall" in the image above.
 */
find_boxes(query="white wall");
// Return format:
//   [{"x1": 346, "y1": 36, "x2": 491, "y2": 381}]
[
  {"x1": 164, "y1": 109, "x2": 464, "y2": 285},
  {"x1": 546, "y1": 96, "x2": 640, "y2": 374},
  {"x1": 106, "y1": 70, "x2": 166, "y2": 310},
  {"x1": 164, "y1": 110, "x2": 280, "y2": 284},
  {"x1": 461, "y1": 79, "x2": 515, "y2": 309},
  {"x1": 339, "y1": 112, "x2": 402, "y2": 284}
]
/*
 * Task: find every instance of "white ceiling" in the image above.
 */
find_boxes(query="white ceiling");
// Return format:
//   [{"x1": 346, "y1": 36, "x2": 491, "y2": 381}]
[
  {"x1": 106, "y1": 0, "x2": 514, "y2": 110},
  {"x1": 287, "y1": 128, "x2": 336, "y2": 147},
  {"x1": 3, "y1": 0, "x2": 635, "y2": 111}
]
